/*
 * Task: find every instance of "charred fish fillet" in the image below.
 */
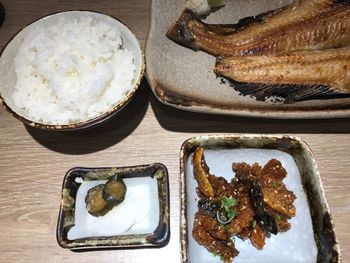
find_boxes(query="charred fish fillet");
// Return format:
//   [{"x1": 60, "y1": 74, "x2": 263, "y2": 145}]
[
  {"x1": 214, "y1": 47, "x2": 350, "y2": 102},
  {"x1": 166, "y1": 0, "x2": 350, "y2": 57}
]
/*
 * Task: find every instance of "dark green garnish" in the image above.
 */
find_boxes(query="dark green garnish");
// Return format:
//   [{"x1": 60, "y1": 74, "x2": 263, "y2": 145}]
[
  {"x1": 272, "y1": 181, "x2": 278, "y2": 189},
  {"x1": 226, "y1": 209, "x2": 239, "y2": 219},
  {"x1": 208, "y1": 0, "x2": 225, "y2": 8},
  {"x1": 221, "y1": 196, "x2": 237, "y2": 207},
  {"x1": 275, "y1": 214, "x2": 282, "y2": 221},
  {"x1": 252, "y1": 220, "x2": 257, "y2": 229},
  {"x1": 221, "y1": 196, "x2": 239, "y2": 219},
  {"x1": 217, "y1": 196, "x2": 239, "y2": 224},
  {"x1": 222, "y1": 224, "x2": 229, "y2": 231}
]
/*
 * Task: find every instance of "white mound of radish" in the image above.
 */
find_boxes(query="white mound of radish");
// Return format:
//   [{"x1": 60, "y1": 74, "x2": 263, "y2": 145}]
[{"x1": 67, "y1": 176, "x2": 159, "y2": 240}]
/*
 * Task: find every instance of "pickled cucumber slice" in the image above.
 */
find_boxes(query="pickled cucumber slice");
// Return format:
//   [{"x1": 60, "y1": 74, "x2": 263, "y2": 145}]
[
  {"x1": 102, "y1": 175, "x2": 127, "y2": 206},
  {"x1": 85, "y1": 184, "x2": 111, "y2": 217}
]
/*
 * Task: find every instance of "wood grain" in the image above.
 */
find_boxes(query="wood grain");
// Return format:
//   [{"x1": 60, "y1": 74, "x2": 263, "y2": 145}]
[{"x1": 0, "y1": 1, "x2": 349, "y2": 262}]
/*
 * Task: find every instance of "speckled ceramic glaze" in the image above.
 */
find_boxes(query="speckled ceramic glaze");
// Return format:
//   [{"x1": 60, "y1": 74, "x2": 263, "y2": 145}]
[
  {"x1": 57, "y1": 163, "x2": 170, "y2": 250},
  {"x1": 179, "y1": 135, "x2": 340, "y2": 262},
  {"x1": 146, "y1": 0, "x2": 350, "y2": 118},
  {"x1": 0, "y1": 11, "x2": 145, "y2": 130}
]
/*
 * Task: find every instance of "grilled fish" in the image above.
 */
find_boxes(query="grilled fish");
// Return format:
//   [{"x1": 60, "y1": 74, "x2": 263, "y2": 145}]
[
  {"x1": 167, "y1": 0, "x2": 350, "y2": 57},
  {"x1": 214, "y1": 47, "x2": 350, "y2": 102}
]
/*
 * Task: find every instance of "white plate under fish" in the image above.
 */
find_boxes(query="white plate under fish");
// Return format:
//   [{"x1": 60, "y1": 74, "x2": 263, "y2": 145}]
[{"x1": 179, "y1": 135, "x2": 340, "y2": 262}]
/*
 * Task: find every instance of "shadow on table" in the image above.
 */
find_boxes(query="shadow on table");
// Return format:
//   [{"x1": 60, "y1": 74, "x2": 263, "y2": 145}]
[
  {"x1": 26, "y1": 79, "x2": 150, "y2": 155},
  {"x1": 150, "y1": 94, "x2": 350, "y2": 134}
]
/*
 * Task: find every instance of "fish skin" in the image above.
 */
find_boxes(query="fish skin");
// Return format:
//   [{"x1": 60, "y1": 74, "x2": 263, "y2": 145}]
[
  {"x1": 166, "y1": 0, "x2": 350, "y2": 57},
  {"x1": 214, "y1": 47, "x2": 350, "y2": 97}
]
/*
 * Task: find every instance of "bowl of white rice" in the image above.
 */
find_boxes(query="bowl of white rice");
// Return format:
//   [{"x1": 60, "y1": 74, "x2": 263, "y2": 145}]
[{"x1": 0, "y1": 11, "x2": 144, "y2": 130}]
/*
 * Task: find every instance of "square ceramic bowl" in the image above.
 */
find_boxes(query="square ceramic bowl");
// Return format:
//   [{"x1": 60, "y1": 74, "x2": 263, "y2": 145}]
[
  {"x1": 180, "y1": 135, "x2": 340, "y2": 262},
  {"x1": 57, "y1": 163, "x2": 170, "y2": 250}
]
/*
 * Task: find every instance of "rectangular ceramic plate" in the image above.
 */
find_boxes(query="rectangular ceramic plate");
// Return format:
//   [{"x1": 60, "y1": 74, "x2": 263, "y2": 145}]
[
  {"x1": 57, "y1": 163, "x2": 170, "y2": 250},
  {"x1": 179, "y1": 135, "x2": 340, "y2": 262},
  {"x1": 146, "y1": 0, "x2": 350, "y2": 119}
]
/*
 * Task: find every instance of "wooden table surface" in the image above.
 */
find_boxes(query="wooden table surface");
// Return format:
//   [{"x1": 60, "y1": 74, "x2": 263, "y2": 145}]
[{"x1": 0, "y1": 1, "x2": 349, "y2": 262}]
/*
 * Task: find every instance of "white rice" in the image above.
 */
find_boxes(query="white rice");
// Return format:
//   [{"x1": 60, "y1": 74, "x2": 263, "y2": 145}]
[{"x1": 13, "y1": 15, "x2": 135, "y2": 125}]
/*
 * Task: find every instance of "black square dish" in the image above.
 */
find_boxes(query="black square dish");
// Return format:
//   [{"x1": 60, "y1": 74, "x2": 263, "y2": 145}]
[{"x1": 57, "y1": 163, "x2": 170, "y2": 250}]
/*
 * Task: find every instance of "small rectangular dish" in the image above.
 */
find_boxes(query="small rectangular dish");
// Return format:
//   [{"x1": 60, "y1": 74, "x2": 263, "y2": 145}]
[
  {"x1": 180, "y1": 135, "x2": 340, "y2": 262},
  {"x1": 57, "y1": 163, "x2": 170, "y2": 250}
]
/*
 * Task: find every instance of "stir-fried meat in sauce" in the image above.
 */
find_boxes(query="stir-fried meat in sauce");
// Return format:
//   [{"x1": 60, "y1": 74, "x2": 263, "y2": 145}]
[{"x1": 192, "y1": 147, "x2": 296, "y2": 262}]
